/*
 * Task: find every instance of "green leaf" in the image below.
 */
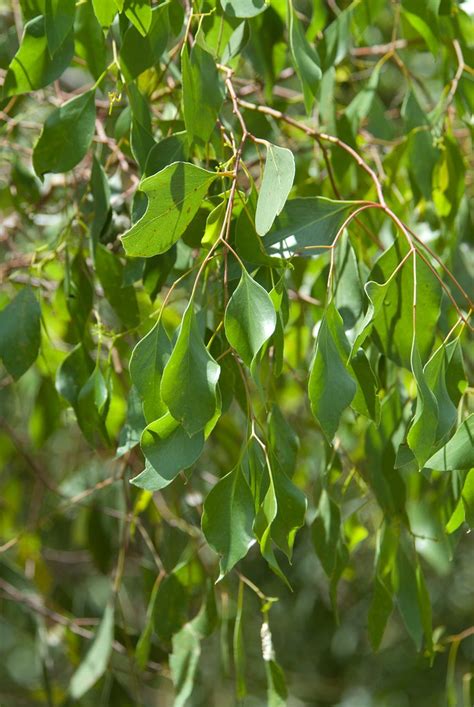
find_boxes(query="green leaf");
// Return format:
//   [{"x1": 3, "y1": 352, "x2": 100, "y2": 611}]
[
  {"x1": 121, "y1": 162, "x2": 219, "y2": 257},
  {"x1": 161, "y1": 302, "x2": 220, "y2": 436},
  {"x1": 268, "y1": 461, "x2": 306, "y2": 560},
  {"x1": 265, "y1": 658, "x2": 288, "y2": 707},
  {"x1": 117, "y1": 386, "x2": 146, "y2": 456},
  {"x1": 76, "y1": 367, "x2": 110, "y2": 447},
  {"x1": 119, "y1": 3, "x2": 170, "y2": 82},
  {"x1": 368, "y1": 577, "x2": 393, "y2": 651},
  {"x1": 446, "y1": 468, "x2": 474, "y2": 532},
  {"x1": 233, "y1": 580, "x2": 247, "y2": 700},
  {"x1": 368, "y1": 241, "x2": 442, "y2": 369},
  {"x1": 0, "y1": 288, "x2": 41, "y2": 380},
  {"x1": 202, "y1": 466, "x2": 255, "y2": 579},
  {"x1": 92, "y1": 0, "x2": 117, "y2": 28},
  {"x1": 424, "y1": 415, "x2": 474, "y2": 471},
  {"x1": 255, "y1": 142, "x2": 295, "y2": 236},
  {"x1": 135, "y1": 578, "x2": 161, "y2": 671},
  {"x1": 144, "y1": 131, "x2": 188, "y2": 177},
  {"x1": 221, "y1": 21, "x2": 249, "y2": 64},
  {"x1": 3, "y1": 16, "x2": 74, "y2": 97},
  {"x1": 130, "y1": 319, "x2": 171, "y2": 423},
  {"x1": 220, "y1": 0, "x2": 268, "y2": 18},
  {"x1": 33, "y1": 90, "x2": 96, "y2": 177},
  {"x1": 75, "y1": 1, "x2": 107, "y2": 79},
  {"x1": 312, "y1": 489, "x2": 346, "y2": 578},
  {"x1": 407, "y1": 346, "x2": 439, "y2": 467},
  {"x1": 170, "y1": 588, "x2": 217, "y2": 707},
  {"x1": 264, "y1": 197, "x2": 353, "y2": 257},
  {"x1": 69, "y1": 602, "x2": 114, "y2": 699},
  {"x1": 308, "y1": 302, "x2": 356, "y2": 441},
  {"x1": 289, "y1": 7, "x2": 322, "y2": 114},
  {"x1": 56, "y1": 345, "x2": 94, "y2": 408},
  {"x1": 94, "y1": 244, "x2": 140, "y2": 329},
  {"x1": 182, "y1": 43, "x2": 224, "y2": 144},
  {"x1": 140, "y1": 413, "x2": 205, "y2": 489},
  {"x1": 124, "y1": 0, "x2": 152, "y2": 37},
  {"x1": 224, "y1": 269, "x2": 276, "y2": 367},
  {"x1": 45, "y1": 0, "x2": 75, "y2": 55}
]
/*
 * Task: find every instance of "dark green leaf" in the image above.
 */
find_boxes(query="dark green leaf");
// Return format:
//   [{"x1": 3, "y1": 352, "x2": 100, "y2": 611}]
[
  {"x1": 33, "y1": 90, "x2": 96, "y2": 177},
  {"x1": 0, "y1": 288, "x2": 41, "y2": 380},
  {"x1": 289, "y1": 8, "x2": 322, "y2": 113},
  {"x1": 182, "y1": 43, "x2": 224, "y2": 144},
  {"x1": 45, "y1": 0, "x2": 75, "y2": 55},
  {"x1": 161, "y1": 302, "x2": 220, "y2": 436}
]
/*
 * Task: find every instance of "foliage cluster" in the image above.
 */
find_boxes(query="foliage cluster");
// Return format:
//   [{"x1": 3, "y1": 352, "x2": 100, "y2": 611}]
[{"x1": 0, "y1": 0, "x2": 473, "y2": 705}]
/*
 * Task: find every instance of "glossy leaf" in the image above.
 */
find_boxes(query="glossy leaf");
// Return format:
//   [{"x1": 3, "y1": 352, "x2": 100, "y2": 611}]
[
  {"x1": 161, "y1": 302, "x2": 221, "y2": 436},
  {"x1": 202, "y1": 466, "x2": 255, "y2": 578},
  {"x1": 224, "y1": 269, "x2": 277, "y2": 367},
  {"x1": 3, "y1": 16, "x2": 74, "y2": 97},
  {"x1": 130, "y1": 319, "x2": 171, "y2": 423},
  {"x1": 33, "y1": 90, "x2": 96, "y2": 177},
  {"x1": 140, "y1": 413, "x2": 205, "y2": 489},
  {"x1": 121, "y1": 162, "x2": 219, "y2": 257}
]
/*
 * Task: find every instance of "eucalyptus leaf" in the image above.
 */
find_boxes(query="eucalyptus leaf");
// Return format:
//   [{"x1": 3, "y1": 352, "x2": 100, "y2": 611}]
[
  {"x1": 69, "y1": 603, "x2": 114, "y2": 699},
  {"x1": 0, "y1": 288, "x2": 41, "y2": 380},
  {"x1": 256, "y1": 142, "x2": 295, "y2": 236},
  {"x1": 121, "y1": 162, "x2": 219, "y2": 257}
]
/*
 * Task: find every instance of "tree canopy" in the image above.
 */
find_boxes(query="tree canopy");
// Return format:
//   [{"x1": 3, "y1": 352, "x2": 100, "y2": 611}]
[{"x1": 0, "y1": 0, "x2": 473, "y2": 705}]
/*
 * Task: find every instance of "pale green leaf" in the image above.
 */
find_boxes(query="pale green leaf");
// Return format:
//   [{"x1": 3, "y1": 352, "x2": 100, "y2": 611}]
[
  {"x1": 121, "y1": 162, "x2": 219, "y2": 257},
  {"x1": 407, "y1": 346, "x2": 439, "y2": 467},
  {"x1": 125, "y1": 0, "x2": 152, "y2": 37},
  {"x1": 446, "y1": 468, "x2": 474, "y2": 532},
  {"x1": 255, "y1": 142, "x2": 295, "y2": 236},
  {"x1": 69, "y1": 603, "x2": 114, "y2": 699},
  {"x1": 92, "y1": 0, "x2": 117, "y2": 28},
  {"x1": 220, "y1": 0, "x2": 268, "y2": 18}
]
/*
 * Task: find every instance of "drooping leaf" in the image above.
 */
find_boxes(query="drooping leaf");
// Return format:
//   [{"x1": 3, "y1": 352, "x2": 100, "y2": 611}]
[
  {"x1": 161, "y1": 302, "x2": 221, "y2": 436},
  {"x1": 182, "y1": 43, "x2": 224, "y2": 144},
  {"x1": 94, "y1": 244, "x2": 140, "y2": 329},
  {"x1": 368, "y1": 242, "x2": 442, "y2": 368},
  {"x1": 69, "y1": 602, "x2": 114, "y2": 699},
  {"x1": 130, "y1": 318, "x2": 171, "y2": 423},
  {"x1": 289, "y1": 7, "x2": 322, "y2": 113},
  {"x1": 3, "y1": 16, "x2": 74, "y2": 97},
  {"x1": 144, "y1": 132, "x2": 188, "y2": 178},
  {"x1": 424, "y1": 415, "x2": 474, "y2": 471},
  {"x1": 121, "y1": 162, "x2": 219, "y2": 257},
  {"x1": 446, "y1": 468, "x2": 474, "y2": 532},
  {"x1": 202, "y1": 466, "x2": 255, "y2": 578},
  {"x1": 224, "y1": 269, "x2": 276, "y2": 367},
  {"x1": 44, "y1": 0, "x2": 75, "y2": 55},
  {"x1": 75, "y1": 1, "x2": 107, "y2": 79},
  {"x1": 140, "y1": 413, "x2": 205, "y2": 489},
  {"x1": 119, "y1": 2, "x2": 170, "y2": 81},
  {"x1": 170, "y1": 587, "x2": 217, "y2": 707},
  {"x1": 92, "y1": 0, "x2": 117, "y2": 28},
  {"x1": 308, "y1": 302, "x2": 356, "y2": 441},
  {"x1": 33, "y1": 90, "x2": 96, "y2": 177},
  {"x1": 255, "y1": 142, "x2": 295, "y2": 236},
  {"x1": 407, "y1": 345, "x2": 439, "y2": 467},
  {"x1": 124, "y1": 0, "x2": 152, "y2": 37},
  {"x1": 368, "y1": 577, "x2": 393, "y2": 651},
  {"x1": 264, "y1": 197, "x2": 354, "y2": 257},
  {"x1": 0, "y1": 288, "x2": 41, "y2": 380}
]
